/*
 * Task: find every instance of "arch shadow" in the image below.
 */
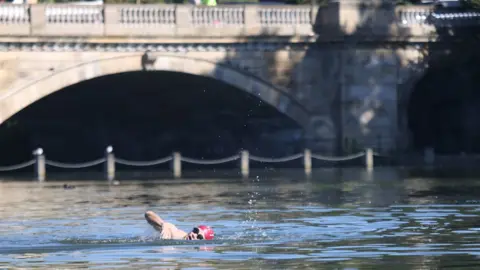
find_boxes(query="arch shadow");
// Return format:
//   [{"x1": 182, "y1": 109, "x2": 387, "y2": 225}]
[{"x1": 0, "y1": 53, "x2": 311, "y2": 128}]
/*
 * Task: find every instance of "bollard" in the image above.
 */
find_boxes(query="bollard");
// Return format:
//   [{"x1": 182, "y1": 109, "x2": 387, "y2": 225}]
[
  {"x1": 365, "y1": 148, "x2": 374, "y2": 171},
  {"x1": 304, "y1": 149, "x2": 312, "y2": 176},
  {"x1": 240, "y1": 150, "x2": 249, "y2": 178},
  {"x1": 173, "y1": 152, "x2": 181, "y2": 179},
  {"x1": 33, "y1": 148, "x2": 45, "y2": 181},
  {"x1": 105, "y1": 146, "x2": 115, "y2": 181}
]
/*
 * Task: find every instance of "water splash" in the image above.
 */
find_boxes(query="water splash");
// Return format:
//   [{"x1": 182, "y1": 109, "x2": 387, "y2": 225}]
[
  {"x1": 59, "y1": 237, "x2": 146, "y2": 245},
  {"x1": 238, "y1": 176, "x2": 272, "y2": 240}
]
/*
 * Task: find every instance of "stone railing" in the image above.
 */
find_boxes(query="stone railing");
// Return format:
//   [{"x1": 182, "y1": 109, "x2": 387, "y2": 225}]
[
  {"x1": 0, "y1": 3, "x2": 478, "y2": 38},
  {"x1": 0, "y1": 4, "x2": 316, "y2": 37},
  {"x1": 0, "y1": 4, "x2": 30, "y2": 36}
]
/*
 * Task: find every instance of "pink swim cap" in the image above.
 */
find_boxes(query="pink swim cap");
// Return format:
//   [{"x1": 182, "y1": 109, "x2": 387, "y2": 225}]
[{"x1": 197, "y1": 225, "x2": 214, "y2": 240}]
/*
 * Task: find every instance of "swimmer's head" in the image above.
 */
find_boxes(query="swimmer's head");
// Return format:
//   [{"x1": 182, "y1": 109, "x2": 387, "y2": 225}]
[{"x1": 193, "y1": 225, "x2": 214, "y2": 240}]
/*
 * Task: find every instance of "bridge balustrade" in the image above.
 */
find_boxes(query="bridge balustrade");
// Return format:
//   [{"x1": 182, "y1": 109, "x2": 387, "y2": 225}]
[
  {"x1": 0, "y1": 4, "x2": 316, "y2": 37},
  {"x1": 0, "y1": 4, "x2": 478, "y2": 38}
]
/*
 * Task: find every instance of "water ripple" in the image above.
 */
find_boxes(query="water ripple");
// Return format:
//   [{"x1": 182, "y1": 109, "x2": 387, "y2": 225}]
[{"x1": 1, "y1": 173, "x2": 480, "y2": 269}]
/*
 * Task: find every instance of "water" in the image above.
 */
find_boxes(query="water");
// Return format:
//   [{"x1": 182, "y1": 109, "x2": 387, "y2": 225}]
[{"x1": 2, "y1": 168, "x2": 480, "y2": 269}]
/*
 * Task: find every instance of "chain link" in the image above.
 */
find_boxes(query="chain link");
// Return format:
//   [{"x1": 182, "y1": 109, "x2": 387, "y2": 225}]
[
  {"x1": 45, "y1": 158, "x2": 106, "y2": 169},
  {"x1": 0, "y1": 150, "x2": 379, "y2": 172},
  {"x1": 249, "y1": 153, "x2": 304, "y2": 163},
  {"x1": 181, "y1": 155, "x2": 240, "y2": 165},
  {"x1": 311, "y1": 152, "x2": 365, "y2": 162},
  {"x1": 115, "y1": 156, "x2": 173, "y2": 166},
  {"x1": 0, "y1": 159, "x2": 36, "y2": 171},
  {"x1": 373, "y1": 152, "x2": 390, "y2": 158}
]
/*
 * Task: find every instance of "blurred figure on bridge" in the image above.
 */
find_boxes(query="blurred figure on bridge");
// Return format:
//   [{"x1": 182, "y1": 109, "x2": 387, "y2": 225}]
[
  {"x1": 189, "y1": 0, "x2": 202, "y2": 5},
  {"x1": 201, "y1": 0, "x2": 217, "y2": 6}
]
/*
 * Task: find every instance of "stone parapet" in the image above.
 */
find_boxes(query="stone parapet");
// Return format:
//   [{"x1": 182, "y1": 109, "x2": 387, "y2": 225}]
[
  {"x1": 0, "y1": 3, "x2": 478, "y2": 39},
  {"x1": 0, "y1": 4, "x2": 315, "y2": 38}
]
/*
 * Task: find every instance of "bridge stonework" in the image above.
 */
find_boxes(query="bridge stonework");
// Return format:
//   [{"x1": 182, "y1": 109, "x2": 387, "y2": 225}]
[
  {"x1": 0, "y1": 2, "x2": 478, "y2": 154},
  {"x1": 0, "y1": 43, "x2": 426, "y2": 154}
]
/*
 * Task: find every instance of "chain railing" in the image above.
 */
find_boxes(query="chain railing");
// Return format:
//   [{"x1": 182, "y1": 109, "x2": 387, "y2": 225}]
[
  {"x1": 44, "y1": 158, "x2": 107, "y2": 169},
  {"x1": 0, "y1": 146, "x2": 392, "y2": 181},
  {"x1": 115, "y1": 156, "x2": 173, "y2": 166},
  {"x1": 180, "y1": 155, "x2": 240, "y2": 165},
  {"x1": 249, "y1": 153, "x2": 304, "y2": 163},
  {"x1": 0, "y1": 159, "x2": 36, "y2": 172},
  {"x1": 310, "y1": 152, "x2": 366, "y2": 162}
]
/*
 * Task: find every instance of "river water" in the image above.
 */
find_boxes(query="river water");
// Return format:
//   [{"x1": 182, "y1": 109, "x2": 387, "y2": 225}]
[{"x1": 1, "y1": 168, "x2": 480, "y2": 269}]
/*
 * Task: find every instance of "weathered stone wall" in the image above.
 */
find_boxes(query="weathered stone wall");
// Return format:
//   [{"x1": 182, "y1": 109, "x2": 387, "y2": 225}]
[
  {"x1": 340, "y1": 47, "x2": 427, "y2": 154},
  {"x1": 0, "y1": 43, "x2": 429, "y2": 155}
]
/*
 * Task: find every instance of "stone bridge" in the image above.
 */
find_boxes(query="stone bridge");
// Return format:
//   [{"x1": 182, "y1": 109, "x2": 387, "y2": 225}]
[{"x1": 0, "y1": 1, "x2": 479, "y2": 154}]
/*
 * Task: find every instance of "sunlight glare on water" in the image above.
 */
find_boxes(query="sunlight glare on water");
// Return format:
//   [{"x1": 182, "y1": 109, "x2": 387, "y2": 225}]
[{"x1": 1, "y1": 168, "x2": 480, "y2": 269}]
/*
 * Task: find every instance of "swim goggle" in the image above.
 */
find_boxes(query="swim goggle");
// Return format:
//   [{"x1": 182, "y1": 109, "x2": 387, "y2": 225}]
[{"x1": 192, "y1": 227, "x2": 204, "y2": 240}]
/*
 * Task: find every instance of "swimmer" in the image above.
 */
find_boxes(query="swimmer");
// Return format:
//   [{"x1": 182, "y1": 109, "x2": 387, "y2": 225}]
[{"x1": 144, "y1": 210, "x2": 214, "y2": 240}]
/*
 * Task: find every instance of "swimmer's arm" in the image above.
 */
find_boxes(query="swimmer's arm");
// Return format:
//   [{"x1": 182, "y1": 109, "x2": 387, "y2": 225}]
[
  {"x1": 145, "y1": 211, "x2": 188, "y2": 240},
  {"x1": 145, "y1": 211, "x2": 165, "y2": 231},
  {"x1": 162, "y1": 222, "x2": 188, "y2": 240}
]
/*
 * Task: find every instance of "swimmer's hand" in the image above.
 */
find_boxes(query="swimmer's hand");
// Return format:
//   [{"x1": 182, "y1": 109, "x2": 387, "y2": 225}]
[{"x1": 145, "y1": 211, "x2": 165, "y2": 231}]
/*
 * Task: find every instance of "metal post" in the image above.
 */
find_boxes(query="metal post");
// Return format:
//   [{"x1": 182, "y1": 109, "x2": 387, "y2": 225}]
[
  {"x1": 241, "y1": 150, "x2": 249, "y2": 178},
  {"x1": 365, "y1": 148, "x2": 374, "y2": 171},
  {"x1": 173, "y1": 152, "x2": 181, "y2": 179},
  {"x1": 105, "y1": 146, "x2": 115, "y2": 181},
  {"x1": 33, "y1": 148, "x2": 45, "y2": 182},
  {"x1": 304, "y1": 149, "x2": 312, "y2": 176}
]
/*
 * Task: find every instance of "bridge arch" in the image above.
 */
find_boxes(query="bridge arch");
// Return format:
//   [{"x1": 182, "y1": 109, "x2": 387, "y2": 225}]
[{"x1": 0, "y1": 53, "x2": 310, "y2": 127}]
